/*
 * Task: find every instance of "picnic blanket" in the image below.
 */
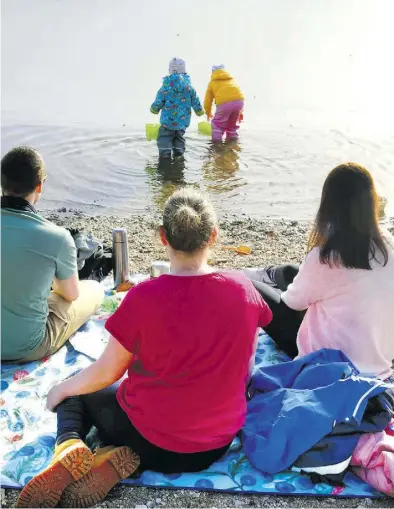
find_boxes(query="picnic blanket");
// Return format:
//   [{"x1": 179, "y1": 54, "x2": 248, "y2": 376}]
[{"x1": 0, "y1": 290, "x2": 383, "y2": 498}]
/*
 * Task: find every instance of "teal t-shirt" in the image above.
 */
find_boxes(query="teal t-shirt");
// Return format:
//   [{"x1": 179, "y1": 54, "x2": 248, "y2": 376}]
[{"x1": 1, "y1": 208, "x2": 77, "y2": 360}]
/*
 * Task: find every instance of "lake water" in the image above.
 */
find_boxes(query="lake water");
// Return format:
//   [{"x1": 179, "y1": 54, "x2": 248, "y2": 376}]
[{"x1": 2, "y1": 0, "x2": 394, "y2": 219}]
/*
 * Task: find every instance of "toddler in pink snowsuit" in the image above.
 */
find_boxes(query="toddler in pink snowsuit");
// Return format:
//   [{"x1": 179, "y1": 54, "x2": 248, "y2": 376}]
[{"x1": 204, "y1": 65, "x2": 244, "y2": 142}]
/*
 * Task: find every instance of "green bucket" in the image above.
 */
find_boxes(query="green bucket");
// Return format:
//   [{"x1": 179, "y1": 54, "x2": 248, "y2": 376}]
[
  {"x1": 146, "y1": 123, "x2": 160, "y2": 141},
  {"x1": 198, "y1": 121, "x2": 212, "y2": 136}
]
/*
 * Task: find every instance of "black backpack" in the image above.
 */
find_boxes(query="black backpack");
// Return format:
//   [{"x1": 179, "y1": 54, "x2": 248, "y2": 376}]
[{"x1": 68, "y1": 228, "x2": 113, "y2": 282}]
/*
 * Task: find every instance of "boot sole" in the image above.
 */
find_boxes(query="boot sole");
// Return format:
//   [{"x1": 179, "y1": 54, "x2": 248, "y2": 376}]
[
  {"x1": 60, "y1": 446, "x2": 140, "y2": 507},
  {"x1": 16, "y1": 444, "x2": 94, "y2": 508}
]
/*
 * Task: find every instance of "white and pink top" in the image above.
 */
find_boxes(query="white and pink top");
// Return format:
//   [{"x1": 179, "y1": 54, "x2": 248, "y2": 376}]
[{"x1": 282, "y1": 231, "x2": 394, "y2": 379}]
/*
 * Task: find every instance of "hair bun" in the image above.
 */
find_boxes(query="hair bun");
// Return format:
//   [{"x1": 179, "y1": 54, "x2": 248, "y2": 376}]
[
  {"x1": 163, "y1": 189, "x2": 217, "y2": 253},
  {"x1": 175, "y1": 205, "x2": 201, "y2": 229}
]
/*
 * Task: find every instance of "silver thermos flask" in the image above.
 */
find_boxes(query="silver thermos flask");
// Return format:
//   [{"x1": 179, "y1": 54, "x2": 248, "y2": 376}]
[{"x1": 112, "y1": 228, "x2": 130, "y2": 287}]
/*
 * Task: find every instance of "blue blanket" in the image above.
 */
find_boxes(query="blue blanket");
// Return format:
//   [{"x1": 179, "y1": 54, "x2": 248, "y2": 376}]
[{"x1": 0, "y1": 297, "x2": 383, "y2": 497}]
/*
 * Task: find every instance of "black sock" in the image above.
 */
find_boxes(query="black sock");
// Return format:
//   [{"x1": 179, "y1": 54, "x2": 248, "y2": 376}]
[
  {"x1": 56, "y1": 396, "x2": 86, "y2": 444},
  {"x1": 56, "y1": 431, "x2": 81, "y2": 446}
]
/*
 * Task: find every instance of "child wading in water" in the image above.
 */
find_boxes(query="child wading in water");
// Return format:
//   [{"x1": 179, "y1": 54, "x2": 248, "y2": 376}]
[
  {"x1": 204, "y1": 65, "x2": 244, "y2": 142},
  {"x1": 151, "y1": 58, "x2": 204, "y2": 159}
]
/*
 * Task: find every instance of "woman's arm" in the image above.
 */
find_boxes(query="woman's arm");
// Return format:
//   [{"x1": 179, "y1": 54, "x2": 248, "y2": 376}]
[
  {"x1": 281, "y1": 249, "x2": 325, "y2": 311},
  {"x1": 47, "y1": 336, "x2": 133, "y2": 411}
]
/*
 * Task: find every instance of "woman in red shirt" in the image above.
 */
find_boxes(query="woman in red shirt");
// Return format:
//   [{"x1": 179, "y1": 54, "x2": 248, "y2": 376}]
[{"x1": 17, "y1": 189, "x2": 272, "y2": 509}]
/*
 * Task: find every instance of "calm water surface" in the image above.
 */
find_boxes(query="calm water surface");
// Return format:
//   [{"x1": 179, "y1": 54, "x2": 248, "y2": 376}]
[{"x1": 2, "y1": 0, "x2": 394, "y2": 218}]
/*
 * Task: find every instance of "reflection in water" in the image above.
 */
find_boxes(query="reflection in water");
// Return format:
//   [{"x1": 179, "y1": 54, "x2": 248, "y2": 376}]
[
  {"x1": 145, "y1": 156, "x2": 187, "y2": 211},
  {"x1": 2, "y1": 124, "x2": 391, "y2": 218},
  {"x1": 202, "y1": 141, "x2": 246, "y2": 193},
  {"x1": 145, "y1": 142, "x2": 248, "y2": 213}
]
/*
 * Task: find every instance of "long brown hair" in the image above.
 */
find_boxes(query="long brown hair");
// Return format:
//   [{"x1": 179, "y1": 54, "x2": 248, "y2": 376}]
[{"x1": 308, "y1": 162, "x2": 388, "y2": 269}]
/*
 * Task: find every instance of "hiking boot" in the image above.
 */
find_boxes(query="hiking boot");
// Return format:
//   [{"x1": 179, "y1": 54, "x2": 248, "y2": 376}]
[
  {"x1": 16, "y1": 439, "x2": 94, "y2": 508},
  {"x1": 59, "y1": 445, "x2": 140, "y2": 507}
]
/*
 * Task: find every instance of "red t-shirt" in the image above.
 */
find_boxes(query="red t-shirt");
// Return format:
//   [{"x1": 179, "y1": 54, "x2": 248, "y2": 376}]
[{"x1": 105, "y1": 270, "x2": 272, "y2": 453}]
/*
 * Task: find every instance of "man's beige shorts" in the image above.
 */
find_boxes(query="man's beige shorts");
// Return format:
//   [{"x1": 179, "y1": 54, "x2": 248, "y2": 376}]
[{"x1": 21, "y1": 280, "x2": 104, "y2": 362}]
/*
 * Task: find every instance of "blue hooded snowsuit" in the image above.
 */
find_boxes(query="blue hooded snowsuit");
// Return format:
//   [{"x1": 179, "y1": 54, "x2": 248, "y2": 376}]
[{"x1": 151, "y1": 74, "x2": 204, "y2": 157}]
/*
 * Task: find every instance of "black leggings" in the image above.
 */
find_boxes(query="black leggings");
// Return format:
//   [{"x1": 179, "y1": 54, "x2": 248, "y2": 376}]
[
  {"x1": 56, "y1": 382, "x2": 231, "y2": 474},
  {"x1": 252, "y1": 264, "x2": 305, "y2": 359}
]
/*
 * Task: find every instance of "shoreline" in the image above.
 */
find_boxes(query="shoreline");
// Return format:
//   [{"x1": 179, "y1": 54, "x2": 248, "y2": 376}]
[
  {"x1": 44, "y1": 210, "x2": 312, "y2": 273},
  {"x1": 44, "y1": 210, "x2": 393, "y2": 274}
]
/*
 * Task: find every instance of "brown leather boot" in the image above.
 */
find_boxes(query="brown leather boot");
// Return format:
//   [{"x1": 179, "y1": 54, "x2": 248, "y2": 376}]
[
  {"x1": 59, "y1": 445, "x2": 140, "y2": 507},
  {"x1": 16, "y1": 439, "x2": 94, "y2": 508}
]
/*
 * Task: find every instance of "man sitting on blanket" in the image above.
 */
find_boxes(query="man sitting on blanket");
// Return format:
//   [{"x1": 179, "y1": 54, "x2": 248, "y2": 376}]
[{"x1": 1, "y1": 146, "x2": 104, "y2": 363}]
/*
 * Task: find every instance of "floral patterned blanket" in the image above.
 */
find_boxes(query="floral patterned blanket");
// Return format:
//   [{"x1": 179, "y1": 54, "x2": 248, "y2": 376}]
[{"x1": 0, "y1": 291, "x2": 382, "y2": 497}]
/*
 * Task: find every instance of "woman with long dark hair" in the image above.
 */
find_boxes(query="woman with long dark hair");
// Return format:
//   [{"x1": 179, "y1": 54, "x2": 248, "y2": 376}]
[{"x1": 252, "y1": 162, "x2": 394, "y2": 379}]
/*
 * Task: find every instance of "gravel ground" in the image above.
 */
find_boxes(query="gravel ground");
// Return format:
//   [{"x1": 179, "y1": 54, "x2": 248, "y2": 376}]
[
  {"x1": 42, "y1": 210, "x2": 392, "y2": 275},
  {"x1": 44, "y1": 210, "x2": 311, "y2": 273},
  {"x1": 3, "y1": 212, "x2": 393, "y2": 508},
  {"x1": 2, "y1": 485, "x2": 393, "y2": 508}
]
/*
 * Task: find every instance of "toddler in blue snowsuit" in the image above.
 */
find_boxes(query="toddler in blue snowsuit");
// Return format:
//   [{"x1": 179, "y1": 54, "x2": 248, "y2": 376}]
[{"x1": 150, "y1": 58, "x2": 204, "y2": 159}]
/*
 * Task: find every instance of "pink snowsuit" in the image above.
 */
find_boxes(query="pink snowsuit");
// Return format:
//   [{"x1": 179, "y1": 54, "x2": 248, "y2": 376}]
[{"x1": 211, "y1": 100, "x2": 244, "y2": 142}]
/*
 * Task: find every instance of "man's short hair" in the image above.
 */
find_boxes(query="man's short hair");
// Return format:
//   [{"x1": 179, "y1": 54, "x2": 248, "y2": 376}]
[{"x1": 1, "y1": 146, "x2": 46, "y2": 198}]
